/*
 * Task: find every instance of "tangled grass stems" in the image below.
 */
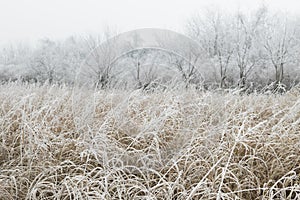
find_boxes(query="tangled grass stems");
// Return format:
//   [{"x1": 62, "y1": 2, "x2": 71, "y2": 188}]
[{"x1": 0, "y1": 82, "x2": 300, "y2": 199}]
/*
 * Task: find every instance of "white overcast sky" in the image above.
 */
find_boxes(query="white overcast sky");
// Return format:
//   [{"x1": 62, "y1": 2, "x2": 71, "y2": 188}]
[{"x1": 0, "y1": 0, "x2": 299, "y2": 45}]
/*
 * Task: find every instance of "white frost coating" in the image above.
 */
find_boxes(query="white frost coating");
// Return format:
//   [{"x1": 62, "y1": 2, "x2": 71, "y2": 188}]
[{"x1": 76, "y1": 28, "x2": 211, "y2": 89}]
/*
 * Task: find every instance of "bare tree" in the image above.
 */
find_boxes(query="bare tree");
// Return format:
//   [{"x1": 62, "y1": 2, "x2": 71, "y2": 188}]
[
  {"x1": 30, "y1": 39, "x2": 65, "y2": 84},
  {"x1": 263, "y1": 14, "x2": 297, "y2": 87},
  {"x1": 59, "y1": 36, "x2": 87, "y2": 84},
  {"x1": 186, "y1": 10, "x2": 234, "y2": 88},
  {"x1": 81, "y1": 28, "x2": 119, "y2": 88},
  {"x1": 232, "y1": 7, "x2": 267, "y2": 88},
  {"x1": 0, "y1": 43, "x2": 33, "y2": 82}
]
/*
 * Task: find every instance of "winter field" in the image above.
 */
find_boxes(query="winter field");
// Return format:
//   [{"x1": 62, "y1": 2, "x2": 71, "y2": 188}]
[{"x1": 1, "y1": 82, "x2": 300, "y2": 199}]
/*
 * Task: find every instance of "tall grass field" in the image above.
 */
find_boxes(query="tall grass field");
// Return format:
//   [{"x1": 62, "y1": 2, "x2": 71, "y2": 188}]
[{"x1": 1, "y1": 82, "x2": 300, "y2": 199}]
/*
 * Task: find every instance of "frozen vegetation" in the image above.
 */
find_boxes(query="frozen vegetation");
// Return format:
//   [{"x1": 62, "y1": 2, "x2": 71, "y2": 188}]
[
  {"x1": 1, "y1": 6, "x2": 300, "y2": 200},
  {"x1": 1, "y1": 82, "x2": 300, "y2": 199},
  {"x1": 1, "y1": 8, "x2": 300, "y2": 91}
]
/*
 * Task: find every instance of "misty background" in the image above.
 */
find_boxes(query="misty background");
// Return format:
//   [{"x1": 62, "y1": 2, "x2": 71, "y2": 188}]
[{"x1": 1, "y1": 0, "x2": 300, "y2": 92}]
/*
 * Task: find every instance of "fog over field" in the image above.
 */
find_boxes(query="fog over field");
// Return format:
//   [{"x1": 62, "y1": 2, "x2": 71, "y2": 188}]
[{"x1": 1, "y1": 0, "x2": 300, "y2": 199}]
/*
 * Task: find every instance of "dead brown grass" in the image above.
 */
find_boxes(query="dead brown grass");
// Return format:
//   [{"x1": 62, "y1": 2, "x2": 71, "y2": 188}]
[{"x1": 1, "y1": 83, "x2": 300, "y2": 199}]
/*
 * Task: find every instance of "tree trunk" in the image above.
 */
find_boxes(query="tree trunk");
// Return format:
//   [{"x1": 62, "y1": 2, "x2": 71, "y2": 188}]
[
  {"x1": 220, "y1": 76, "x2": 226, "y2": 88},
  {"x1": 136, "y1": 61, "x2": 142, "y2": 88},
  {"x1": 274, "y1": 63, "x2": 285, "y2": 93},
  {"x1": 275, "y1": 63, "x2": 284, "y2": 84},
  {"x1": 279, "y1": 63, "x2": 284, "y2": 83},
  {"x1": 239, "y1": 70, "x2": 246, "y2": 89},
  {"x1": 48, "y1": 70, "x2": 54, "y2": 84}
]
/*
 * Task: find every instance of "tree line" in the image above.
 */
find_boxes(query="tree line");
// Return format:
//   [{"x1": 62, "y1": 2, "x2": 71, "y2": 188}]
[{"x1": 0, "y1": 7, "x2": 300, "y2": 92}]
